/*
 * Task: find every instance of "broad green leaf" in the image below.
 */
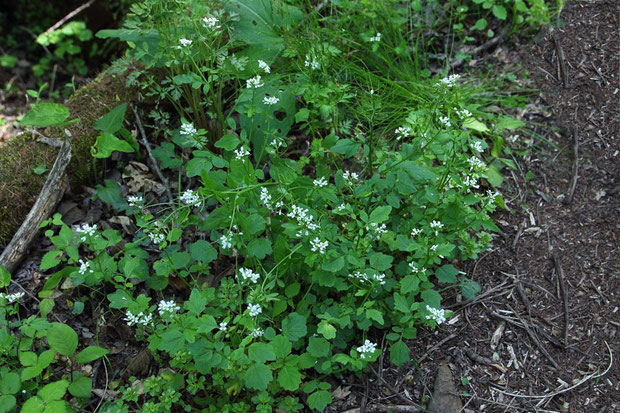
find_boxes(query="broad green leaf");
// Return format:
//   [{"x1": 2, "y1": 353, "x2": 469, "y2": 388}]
[
  {"x1": 0, "y1": 265, "x2": 10, "y2": 288},
  {"x1": 463, "y1": 118, "x2": 489, "y2": 132},
  {"x1": 0, "y1": 395, "x2": 16, "y2": 413},
  {"x1": 369, "y1": 252, "x2": 393, "y2": 271},
  {"x1": 244, "y1": 362, "x2": 273, "y2": 391},
  {"x1": 247, "y1": 238, "x2": 272, "y2": 259},
  {"x1": 40, "y1": 250, "x2": 62, "y2": 271},
  {"x1": 0, "y1": 372, "x2": 20, "y2": 395},
  {"x1": 38, "y1": 380, "x2": 69, "y2": 401},
  {"x1": 461, "y1": 278, "x2": 481, "y2": 300},
  {"x1": 322, "y1": 256, "x2": 344, "y2": 272},
  {"x1": 91, "y1": 133, "x2": 134, "y2": 158},
  {"x1": 20, "y1": 103, "x2": 70, "y2": 127},
  {"x1": 330, "y1": 139, "x2": 360, "y2": 158},
  {"x1": 317, "y1": 320, "x2": 336, "y2": 339},
  {"x1": 282, "y1": 312, "x2": 307, "y2": 341},
  {"x1": 159, "y1": 328, "x2": 185, "y2": 355},
  {"x1": 75, "y1": 346, "x2": 109, "y2": 364},
  {"x1": 492, "y1": 5, "x2": 507, "y2": 20},
  {"x1": 214, "y1": 134, "x2": 240, "y2": 151},
  {"x1": 21, "y1": 396, "x2": 44, "y2": 413},
  {"x1": 68, "y1": 376, "x2": 92, "y2": 398},
  {"x1": 366, "y1": 309, "x2": 384, "y2": 325},
  {"x1": 95, "y1": 180, "x2": 129, "y2": 211},
  {"x1": 307, "y1": 390, "x2": 332, "y2": 411},
  {"x1": 248, "y1": 342, "x2": 276, "y2": 364},
  {"x1": 19, "y1": 352, "x2": 37, "y2": 367},
  {"x1": 47, "y1": 323, "x2": 78, "y2": 357},
  {"x1": 277, "y1": 365, "x2": 301, "y2": 391},
  {"x1": 369, "y1": 205, "x2": 392, "y2": 223},
  {"x1": 270, "y1": 335, "x2": 292, "y2": 358},
  {"x1": 393, "y1": 293, "x2": 410, "y2": 314},
  {"x1": 94, "y1": 103, "x2": 127, "y2": 134},
  {"x1": 389, "y1": 340, "x2": 410, "y2": 366},
  {"x1": 495, "y1": 116, "x2": 524, "y2": 130},
  {"x1": 307, "y1": 337, "x2": 330, "y2": 358},
  {"x1": 188, "y1": 240, "x2": 217, "y2": 264},
  {"x1": 436, "y1": 264, "x2": 459, "y2": 283}
]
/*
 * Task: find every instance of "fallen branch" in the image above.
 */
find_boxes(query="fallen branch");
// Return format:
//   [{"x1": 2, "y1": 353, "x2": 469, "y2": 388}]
[
  {"x1": 42, "y1": 0, "x2": 96, "y2": 37},
  {"x1": 0, "y1": 140, "x2": 72, "y2": 273},
  {"x1": 563, "y1": 130, "x2": 579, "y2": 205},
  {"x1": 552, "y1": 253, "x2": 570, "y2": 347}
]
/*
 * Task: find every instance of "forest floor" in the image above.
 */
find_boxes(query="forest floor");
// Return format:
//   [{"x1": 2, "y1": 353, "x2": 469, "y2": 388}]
[{"x1": 1, "y1": 1, "x2": 618, "y2": 412}]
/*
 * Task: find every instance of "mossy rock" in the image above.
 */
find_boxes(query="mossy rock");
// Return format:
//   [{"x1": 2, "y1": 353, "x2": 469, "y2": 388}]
[{"x1": 0, "y1": 67, "x2": 138, "y2": 248}]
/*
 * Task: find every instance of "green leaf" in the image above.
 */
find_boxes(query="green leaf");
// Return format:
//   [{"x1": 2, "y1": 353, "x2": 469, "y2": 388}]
[
  {"x1": 463, "y1": 118, "x2": 489, "y2": 132},
  {"x1": 249, "y1": 342, "x2": 276, "y2": 364},
  {"x1": 284, "y1": 282, "x2": 300, "y2": 298},
  {"x1": 159, "y1": 328, "x2": 185, "y2": 355},
  {"x1": 247, "y1": 238, "x2": 272, "y2": 259},
  {"x1": 389, "y1": 340, "x2": 410, "y2": 366},
  {"x1": 436, "y1": 264, "x2": 459, "y2": 283},
  {"x1": 20, "y1": 103, "x2": 70, "y2": 127},
  {"x1": 366, "y1": 309, "x2": 384, "y2": 325},
  {"x1": 282, "y1": 312, "x2": 307, "y2": 342},
  {"x1": 492, "y1": 5, "x2": 507, "y2": 20},
  {"x1": 38, "y1": 380, "x2": 68, "y2": 401},
  {"x1": 19, "y1": 352, "x2": 37, "y2": 367},
  {"x1": 75, "y1": 346, "x2": 109, "y2": 364},
  {"x1": 330, "y1": 139, "x2": 360, "y2": 158},
  {"x1": 47, "y1": 323, "x2": 78, "y2": 357},
  {"x1": 0, "y1": 265, "x2": 10, "y2": 288},
  {"x1": 91, "y1": 133, "x2": 134, "y2": 158},
  {"x1": 94, "y1": 103, "x2": 127, "y2": 134},
  {"x1": 369, "y1": 252, "x2": 393, "y2": 271},
  {"x1": 186, "y1": 156, "x2": 212, "y2": 178},
  {"x1": 307, "y1": 390, "x2": 332, "y2": 411},
  {"x1": 95, "y1": 180, "x2": 129, "y2": 211},
  {"x1": 40, "y1": 250, "x2": 62, "y2": 271},
  {"x1": 0, "y1": 372, "x2": 21, "y2": 395},
  {"x1": 307, "y1": 337, "x2": 330, "y2": 358},
  {"x1": 214, "y1": 134, "x2": 240, "y2": 151},
  {"x1": 188, "y1": 240, "x2": 217, "y2": 264},
  {"x1": 317, "y1": 320, "x2": 336, "y2": 339},
  {"x1": 277, "y1": 365, "x2": 301, "y2": 391},
  {"x1": 461, "y1": 278, "x2": 481, "y2": 300},
  {"x1": 472, "y1": 18, "x2": 487, "y2": 31},
  {"x1": 39, "y1": 299, "x2": 55, "y2": 318},
  {"x1": 33, "y1": 164, "x2": 48, "y2": 175},
  {"x1": 495, "y1": 116, "x2": 525, "y2": 130},
  {"x1": 21, "y1": 396, "x2": 44, "y2": 413},
  {"x1": 0, "y1": 395, "x2": 16, "y2": 413},
  {"x1": 393, "y1": 293, "x2": 410, "y2": 314},
  {"x1": 322, "y1": 256, "x2": 344, "y2": 272},
  {"x1": 270, "y1": 335, "x2": 292, "y2": 358},
  {"x1": 369, "y1": 205, "x2": 392, "y2": 223},
  {"x1": 244, "y1": 363, "x2": 273, "y2": 391},
  {"x1": 68, "y1": 376, "x2": 92, "y2": 398}
]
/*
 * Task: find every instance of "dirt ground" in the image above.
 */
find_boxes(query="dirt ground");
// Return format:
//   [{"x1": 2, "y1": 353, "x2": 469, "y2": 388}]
[{"x1": 331, "y1": 1, "x2": 618, "y2": 412}]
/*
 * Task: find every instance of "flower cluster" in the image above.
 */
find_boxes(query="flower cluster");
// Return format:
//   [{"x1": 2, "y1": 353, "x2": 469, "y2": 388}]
[
  {"x1": 0, "y1": 291, "x2": 24, "y2": 304},
  {"x1": 395, "y1": 126, "x2": 412, "y2": 141},
  {"x1": 463, "y1": 175, "x2": 480, "y2": 192},
  {"x1": 250, "y1": 328, "x2": 264, "y2": 338},
  {"x1": 356, "y1": 340, "x2": 377, "y2": 359},
  {"x1": 247, "y1": 303, "x2": 262, "y2": 317},
  {"x1": 369, "y1": 32, "x2": 382, "y2": 42},
  {"x1": 342, "y1": 170, "x2": 359, "y2": 184},
  {"x1": 456, "y1": 108, "x2": 472, "y2": 119},
  {"x1": 128, "y1": 195, "x2": 143, "y2": 207},
  {"x1": 218, "y1": 321, "x2": 228, "y2": 331},
  {"x1": 471, "y1": 141, "x2": 484, "y2": 153},
  {"x1": 348, "y1": 271, "x2": 386, "y2": 285},
  {"x1": 304, "y1": 54, "x2": 320, "y2": 70},
  {"x1": 180, "y1": 122, "x2": 197, "y2": 136},
  {"x1": 436, "y1": 73, "x2": 461, "y2": 87},
  {"x1": 257, "y1": 59, "x2": 270, "y2": 73},
  {"x1": 263, "y1": 95, "x2": 279, "y2": 105},
  {"x1": 78, "y1": 259, "x2": 93, "y2": 275},
  {"x1": 125, "y1": 310, "x2": 153, "y2": 327},
  {"x1": 158, "y1": 300, "x2": 181, "y2": 315},
  {"x1": 366, "y1": 222, "x2": 387, "y2": 240},
  {"x1": 425, "y1": 305, "x2": 447, "y2": 324},
  {"x1": 237, "y1": 268, "x2": 260, "y2": 284},
  {"x1": 202, "y1": 16, "x2": 221, "y2": 30},
  {"x1": 409, "y1": 262, "x2": 427, "y2": 274},
  {"x1": 76, "y1": 223, "x2": 97, "y2": 242},
  {"x1": 429, "y1": 220, "x2": 443, "y2": 236},
  {"x1": 148, "y1": 232, "x2": 165, "y2": 245},
  {"x1": 438, "y1": 116, "x2": 451, "y2": 128},
  {"x1": 467, "y1": 156, "x2": 485, "y2": 170},
  {"x1": 180, "y1": 189, "x2": 201, "y2": 207},
  {"x1": 234, "y1": 146, "x2": 250, "y2": 162},
  {"x1": 310, "y1": 237, "x2": 328, "y2": 254},
  {"x1": 178, "y1": 38, "x2": 192, "y2": 47},
  {"x1": 313, "y1": 176, "x2": 328, "y2": 188},
  {"x1": 246, "y1": 75, "x2": 264, "y2": 89},
  {"x1": 220, "y1": 232, "x2": 232, "y2": 249},
  {"x1": 287, "y1": 205, "x2": 319, "y2": 231},
  {"x1": 411, "y1": 228, "x2": 422, "y2": 237}
]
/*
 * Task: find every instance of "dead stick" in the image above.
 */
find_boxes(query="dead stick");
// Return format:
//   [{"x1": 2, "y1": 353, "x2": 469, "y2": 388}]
[
  {"x1": 42, "y1": 0, "x2": 96, "y2": 36},
  {"x1": 0, "y1": 141, "x2": 72, "y2": 273},
  {"x1": 552, "y1": 254, "x2": 570, "y2": 347},
  {"x1": 564, "y1": 130, "x2": 579, "y2": 204},
  {"x1": 131, "y1": 105, "x2": 174, "y2": 204},
  {"x1": 553, "y1": 35, "x2": 568, "y2": 88}
]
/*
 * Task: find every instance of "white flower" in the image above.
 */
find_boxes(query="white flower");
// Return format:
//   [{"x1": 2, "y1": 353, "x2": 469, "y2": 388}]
[
  {"x1": 263, "y1": 95, "x2": 279, "y2": 105},
  {"x1": 425, "y1": 305, "x2": 447, "y2": 324},
  {"x1": 463, "y1": 175, "x2": 479, "y2": 191},
  {"x1": 219, "y1": 321, "x2": 228, "y2": 331},
  {"x1": 467, "y1": 156, "x2": 485, "y2": 170},
  {"x1": 342, "y1": 170, "x2": 359, "y2": 184},
  {"x1": 250, "y1": 328, "x2": 264, "y2": 338},
  {"x1": 180, "y1": 122, "x2": 197, "y2": 136},
  {"x1": 313, "y1": 176, "x2": 328, "y2": 188},
  {"x1": 179, "y1": 38, "x2": 192, "y2": 47},
  {"x1": 234, "y1": 146, "x2": 250, "y2": 162},
  {"x1": 395, "y1": 126, "x2": 412, "y2": 141},
  {"x1": 356, "y1": 339, "x2": 377, "y2": 359},
  {"x1": 411, "y1": 228, "x2": 422, "y2": 237},
  {"x1": 366, "y1": 222, "x2": 387, "y2": 240},
  {"x1": 304, "y1": 55, "x2": 320, "y2": 70},
  {"x1": 337, "y1": 203, "x2": 347, "y2": 212},
  {"x1": 471, "y1": 141, "x2": 484, "y2": 153},
  {"x1": 257, "y1": 60, "x2": 271, "y2": 73},
  {"x1": 430, "y1": 244, "x2": 438, "y2": 251},
  {"x1": 439, "y1": 116, "x2": 451, "y2": 128},
  {"x1": 76, "y1": 223, "x2": 97, "y2": 242},
  {"x1": 430, "y1": 220, "x2": 443, "y2": 230},
  {"x1": 369, "y1": 32, "x2": 382, "y2": 42},
  {"x1": 246, "y1": 75, "x2": 264, "y2": 88},
  {"x1": 372, "y1": 273, "x2": 386, "y2": 285},
  {"x1": 124, "y1": 311, "x2": 153, "y2": 327},
  {"x1": 248, "y1": 304, "x2": 262, "y2": 317},
  {"x1": 220, "y1": 232, "x2": 232, "y2": 249},
  {"x1": 128, "y1": 195, "x2": 143, "y2": 207},
  {"x1": 180, "y1": 189, "x2": 201, "y2": 207},
  {"x1": 237, "y1": 268, "x2": 260, "y2": 284},
  {"x1": 260, "y1": 187, "x2": 272, "y2": 209},
  {"x1": 0, "y1": 292, "x2": 24, "y2": 304},
  {"x1": 202, "y1": 16, "x2": 221, "y2": 30},
  {"x1": 436, "y1": 74, "x2": 461, "y2": 87},
  {"x1": 158, "y1": 300, "x2": 180, "y2": 315},
  {"x1": 78, "y1": 259, "x2": 93, "y2": 275},
  {"x1": 310, "y1": 237, "x2": 328, "y2": 254},
  {"x1": 288, "y1": 205, "x2": 318, "y2": 231},
  {"x1": 148, "y1": 232, "x2": 165, "y2": 245},
  {"x1": 456, "y1": 108, "x2": 472, "y2": 119}
]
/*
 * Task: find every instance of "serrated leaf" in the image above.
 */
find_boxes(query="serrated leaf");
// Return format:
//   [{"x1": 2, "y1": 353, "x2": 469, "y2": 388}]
[
  {"x1": 389, "y1": 340, "x2": 410, "y2": 366},
  {"x1": 247, "y1": 238, "x2": 272, "y2": 259},
  {"x1": 38, "y1": 380, "x2": 68, "y2": 401},
  {"x1": 47, "y1": 323, "x2": 78, "y2": 357},
  {"x1": 282, "y1": 312, "x2": 307, "y2": 341},
  {"x1": 20, "y1": 103, "x2": 70, "y2": 127},
  {"x1": 244, "y1": 363, "x2": 273, "y2": 391},
  {"x1": 461, "y1": 278, "x2": 481, "y2": 300},
  {"x1": 277, "y1": 365, "x2": 301, "y2": 391},
  {"x1": 249, "y1": 342, "x2": 276, "y2": 364},
  {"x1": 75, "y1": 346, "x2": 109, "y2": 364},
  {"x1": 317, "y1": 321, "x2": 336, "y2": 339},
  {"x1": 307, "y1": 390, "x2": 332, "y2": 411},
  {"x1": 393, "y1": 293, "x2": 410, "y2": 314},
  {"x1": 307, "y1": 336, "x2": 330, "y2": 358},
  {"x1": 436, "y1": 264, "x2": 459, "y2": 283},
  {"x1": 0, "y1": 265, "x2": 10, "y2": 288},
  {"x1": 0, "y1": 372, "x2": 20, "y2": 395}
]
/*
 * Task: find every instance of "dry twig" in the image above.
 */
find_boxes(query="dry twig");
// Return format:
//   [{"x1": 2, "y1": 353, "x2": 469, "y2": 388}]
[
  {"x1": 552, "y1": 254, "x2": 570, "y2": 347},
  {"x1": 42, "y1": 0, "x2": 96, "y2": 36}
]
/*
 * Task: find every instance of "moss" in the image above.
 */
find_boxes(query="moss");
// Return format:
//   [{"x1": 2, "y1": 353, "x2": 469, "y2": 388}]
[{"x1": 0, "y1": 65, "x2": 139, "y2": 248}]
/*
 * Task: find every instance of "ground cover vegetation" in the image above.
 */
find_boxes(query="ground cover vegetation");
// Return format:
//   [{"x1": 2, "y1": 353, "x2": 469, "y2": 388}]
[{"x1": 1, "y1": 0, "x2": 558, "y2": 411}]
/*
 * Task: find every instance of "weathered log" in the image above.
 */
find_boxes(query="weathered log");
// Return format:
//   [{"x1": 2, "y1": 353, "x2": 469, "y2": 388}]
[{"x1": 0, "y1": 140, "x2": 71, "y2": 273}]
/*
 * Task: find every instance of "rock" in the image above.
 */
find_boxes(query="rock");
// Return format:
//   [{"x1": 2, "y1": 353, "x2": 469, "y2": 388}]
[{"x1": 427, "y1": 361, "x2": 463, "y2": 413}]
